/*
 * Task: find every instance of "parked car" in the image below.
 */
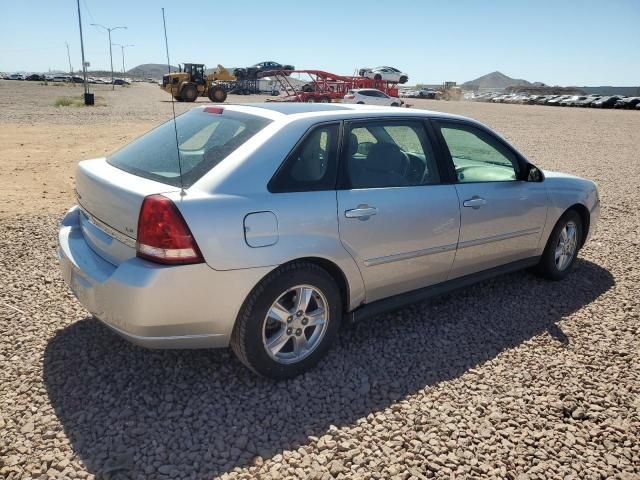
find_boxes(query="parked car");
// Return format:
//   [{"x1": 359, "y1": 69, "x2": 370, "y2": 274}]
[
  {"x1": 418, "y1": 88, "x2": 437, "y2": 99},
  {"x1": 234, "y1": 61, "x2": 295, "y2": 79},
  {"x1": 536, "y1": 95, "x2": 558, "y2": 105},
  {"x1": 359, "y1": 66, "x2": 409, "y2": 84},
  {"x1": 342, "y1": 88, "x2": 403, "y2": 106},
  {"x1": 591, "y1": 96, "x2": 621, "y2": 108},
  {"x1": 58, "y1": 103, "x2": 600, "y2": 378},
  {"x1": 575, "y1": 96, "x2": 600, "y2": 107},
  {"x1": 614, "y1": 97, "x2": 640, "y2": 109},
  {"x1": 113, "y1": 78, "x2": 130, "y2": 85},
  {"x1": 559, "y1": 96, "x2": 583, "y2": 106},
  {"x1": 546, "y1": 95, "x2": 570, "y2": 106},
  {"x1": 52, "y1": 75, "x2": 70, "y2": 82},
  {"x1": 7, "y1": 73, "x2": 24, "y2": 80},
  {"x1": 25, "y1": 74, "x2": 44, "y2": 81}
]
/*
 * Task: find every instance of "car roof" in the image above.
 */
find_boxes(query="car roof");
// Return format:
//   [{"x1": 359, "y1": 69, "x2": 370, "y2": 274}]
[
  {"x1": 238, "y1": 103, "x2": 353, "y2": 114},
  {"x1": 212, "y1": 103, "x2": 473, "y2": 123}
]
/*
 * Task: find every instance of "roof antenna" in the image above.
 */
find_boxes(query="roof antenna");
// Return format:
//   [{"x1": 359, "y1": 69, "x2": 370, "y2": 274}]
[{"x1": 161, "y1": 7, "x2": 185, "y2": 197}]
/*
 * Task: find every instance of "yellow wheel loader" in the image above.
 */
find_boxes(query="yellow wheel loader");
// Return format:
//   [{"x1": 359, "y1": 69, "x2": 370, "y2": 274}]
[
  {"x1": 160, "y1": 63, "x2": 235, "y2": 103},
  {"x1": 436, "y1": 81, "x2": 463, "y2": 101}
]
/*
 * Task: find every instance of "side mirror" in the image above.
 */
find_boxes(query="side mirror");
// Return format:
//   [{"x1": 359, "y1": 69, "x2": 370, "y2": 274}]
[{"x1": 526, "y1": 164, "x2": 544, "y2": 182}]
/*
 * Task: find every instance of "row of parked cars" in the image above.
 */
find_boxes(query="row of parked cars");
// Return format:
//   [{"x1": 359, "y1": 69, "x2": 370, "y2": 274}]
[
  {"x1": 470, "y1": 92, "x2": 640, "y2": 109},
  {"x1": 1, "y1": 73, "x2": 135, "y2": 85},
  {"x1": 399, "y1": 88, "x2": 437, "y2": 99}
]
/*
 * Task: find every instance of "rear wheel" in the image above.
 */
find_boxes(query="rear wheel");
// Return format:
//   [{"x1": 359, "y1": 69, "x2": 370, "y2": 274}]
[
  {"x1": 181, "y1": 84, "x2": 198, "y2": 102},
  {"x1": 374, "y1": 74, "x2": 382, "y2": 81},
  {"x1": 535, "y1": 210, "x2": 582, "y2": 280},
  {"x1": 318, "y1": 96, "x2": 330, "y2": 104},
  {"x1": 230, "y1": 262, "x2": 342, "y2": 379},
  {"x1": 173, "y1": 95, "x2": 183, "y2": 102},
  {"x1": 207, "y1": 85, "x2": 227, "y2": 103},
  {"x1": 399, "y1": 75, "x2": 408, "y2": 84},
  {"x1": 306, "y1": 97, "x2": 317, "y2": 103}
]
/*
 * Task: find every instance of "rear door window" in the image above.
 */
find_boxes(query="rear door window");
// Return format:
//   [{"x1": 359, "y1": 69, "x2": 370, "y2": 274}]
[{"x1": 107, "y1": 109, "x2": 272, "y2": 188}]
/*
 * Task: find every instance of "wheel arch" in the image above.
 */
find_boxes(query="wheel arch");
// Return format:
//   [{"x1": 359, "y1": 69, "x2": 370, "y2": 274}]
[
  {"x1": 278, "y1": 257, "x2": 351, "y2": 314},
  {"x1": 566, "y1": 203, "x2": 590, "y2": 248}
]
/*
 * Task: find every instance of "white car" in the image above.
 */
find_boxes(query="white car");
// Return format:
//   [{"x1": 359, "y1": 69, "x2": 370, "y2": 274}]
[
  {"x1": 359, "y1": 66, "x2": 409, "y2": 84},
  {"x1": 343, "y1": 89, "x2": 404, "y2": 106}
]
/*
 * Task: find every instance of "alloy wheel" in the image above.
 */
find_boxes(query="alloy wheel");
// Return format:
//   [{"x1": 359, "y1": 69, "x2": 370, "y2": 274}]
[
  {"x1": 555, "y1": 221, "x2": 578, "y2": 271},
  {"x1": 262, "y1": 285, "x2": 329, "y2": 364}
]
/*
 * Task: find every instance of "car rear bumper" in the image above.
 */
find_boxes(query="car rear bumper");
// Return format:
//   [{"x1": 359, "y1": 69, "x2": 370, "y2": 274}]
[{"x1": 58, "y1": 206, "x2": 273, "y2": 349}]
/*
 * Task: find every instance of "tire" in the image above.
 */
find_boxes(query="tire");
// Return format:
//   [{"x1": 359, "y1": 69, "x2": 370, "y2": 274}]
[
  {"x1": 535, "y1": 210, "x2": 582, "y2": 280},
  {"x1": 391, "y1": 102, "x2": 399, "y2": 107},
  {"x1": 374, "y1": 74, "x2": 382, "y2": 81},
  {"x1": 399, "y1": 76, "x2": 408, "y2": 84},
  {"x1": 306, "y1": 97, "x2": 317, "y2": 103},
  {"x1": 207, "y1": 85, "x2": 227, "y2": 103},
  {"x1": 318, "y1": 96, "x2": 330, "y2": 104},
  {"x1": 357, "y1": 101, "x2": 364, "y2": 104},
  {"x1": 173, "y1": 96, "x2": 183, "y2": 102},
  {"x1": 181, "y1": 84, "x2": 198, "y2": 102},
  {"x1": 230, "y1": 262, "x2": 342, "y2": 379}
]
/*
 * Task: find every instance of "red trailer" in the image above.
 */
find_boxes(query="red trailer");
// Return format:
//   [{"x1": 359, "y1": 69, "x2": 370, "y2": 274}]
[{"x1": 259, "y1": 70, "x2": 400, "y2": 102}]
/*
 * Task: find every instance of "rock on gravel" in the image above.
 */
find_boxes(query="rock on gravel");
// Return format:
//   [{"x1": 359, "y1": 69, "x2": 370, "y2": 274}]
[{"x1": 1, "y1": 99, "x2": 640, "y2": 479}]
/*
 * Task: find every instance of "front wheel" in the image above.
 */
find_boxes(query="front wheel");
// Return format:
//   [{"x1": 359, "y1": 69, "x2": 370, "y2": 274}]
[
  {"x1": 181, "y1": 84, "x2": 198, "y2": 102},
  {"x1": 535, "y1": 211, "x2": 582, "y2": 280},
  {"x1": 230, "y1": 262, "x2": 342, "y2": 379},
  {"x1": 207, "y1": 85, "x2": 227, "y2": 103}
]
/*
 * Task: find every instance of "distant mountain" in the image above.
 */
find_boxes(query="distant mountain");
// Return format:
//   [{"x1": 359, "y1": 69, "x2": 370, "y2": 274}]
[
  {"x1": 127, "y1": 63, "x2": 178, "y2": 79},
  {"x1": 463, "y1": 71, "x2": 532, "y2": 90}
]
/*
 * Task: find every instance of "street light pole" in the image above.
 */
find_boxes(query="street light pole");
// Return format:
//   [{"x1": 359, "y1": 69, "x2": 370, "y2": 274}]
[
  {"x1": 75, "y1": 0, "x2": 89, "y2": 99},
  {"x1": 91, "y1": 23, "x2": 127, "y2": 90},
  {"x1": 112, "y1": 43, "x2": 134, "y2": 76}
]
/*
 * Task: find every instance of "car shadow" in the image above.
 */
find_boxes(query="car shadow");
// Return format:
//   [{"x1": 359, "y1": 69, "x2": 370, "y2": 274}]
[{"x1": 43, "y1": 259, "x2": 613, "y2": 479}]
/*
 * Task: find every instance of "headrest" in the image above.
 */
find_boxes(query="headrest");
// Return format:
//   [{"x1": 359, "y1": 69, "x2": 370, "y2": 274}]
[{"x1": 366, "y1": 142, "x2": 404, "y2": 173}]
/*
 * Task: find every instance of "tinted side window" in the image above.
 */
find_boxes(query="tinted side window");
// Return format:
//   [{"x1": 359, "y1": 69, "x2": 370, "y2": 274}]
[
  {"x1": 344, "y1": 121, "x2": 441, "y2": 189},
  {"x1": 269, "y1": 123, "x2": 339, "y2": 193},
  {"x1": 438, "y1": 123, "x2": 519, "y2": 183}
]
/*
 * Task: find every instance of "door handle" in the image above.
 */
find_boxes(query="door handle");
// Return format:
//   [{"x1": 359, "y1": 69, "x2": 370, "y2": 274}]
[
  {"x1": 345, "y1": 205, "x2": 378, "y2": 220},
  {"x1": 463, "y1": 196, "x2": 487, "y2": 209}
]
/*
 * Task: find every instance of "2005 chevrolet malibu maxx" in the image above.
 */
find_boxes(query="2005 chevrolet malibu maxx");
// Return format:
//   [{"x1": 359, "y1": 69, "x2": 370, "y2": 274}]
[{"x1": 59, "y1": 103, "x2": 600, "y2": 378}]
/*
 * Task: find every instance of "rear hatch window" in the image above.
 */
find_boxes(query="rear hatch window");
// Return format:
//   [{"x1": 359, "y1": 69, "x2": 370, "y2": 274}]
[{"x1": 107, "y1": 108, "x2": 272, "y2": 188}]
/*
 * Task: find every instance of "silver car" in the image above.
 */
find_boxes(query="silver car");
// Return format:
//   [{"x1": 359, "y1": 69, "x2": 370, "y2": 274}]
[{"x1": 58, "y1": 103, "x2": 600, "y2": 378}]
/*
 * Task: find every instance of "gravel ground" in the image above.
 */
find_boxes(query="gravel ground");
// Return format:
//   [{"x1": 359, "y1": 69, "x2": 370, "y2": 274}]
[{"x1": 1, "y1": 81, "x2": 639, "y2": 479}]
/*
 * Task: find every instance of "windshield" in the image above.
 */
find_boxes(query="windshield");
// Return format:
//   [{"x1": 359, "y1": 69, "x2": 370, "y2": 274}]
[{"x1": 107, "y1": 109, "x2": 272, "y2": 188}]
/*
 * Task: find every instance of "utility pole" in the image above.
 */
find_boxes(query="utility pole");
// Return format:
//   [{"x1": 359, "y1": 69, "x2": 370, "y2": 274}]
[
  {"x1": 112, "y1": 43, "x2": 134, "y2": 76},
  {"x1": 65, "y1": 42, "x2": 73, "y2": 75},
  {"x1": 75, "y1": 0, "x2": 90, "y2": 101},
  {"x1": 91, "y1": 23, "x2": 127, "y2": 90}
]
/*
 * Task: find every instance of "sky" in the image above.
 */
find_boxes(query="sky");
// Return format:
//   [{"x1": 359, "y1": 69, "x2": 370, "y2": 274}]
[{"x1": 1, "y1": 0, "x2": 639, "y2": 86}]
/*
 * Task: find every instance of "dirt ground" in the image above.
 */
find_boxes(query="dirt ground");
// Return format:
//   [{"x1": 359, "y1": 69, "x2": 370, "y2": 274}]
[
  {"x1": 1, "y1": 80, "x2": 639, "y2": 479},
  {"x1": 2, "y1": 79, "x2": 639, "y2": 218}
]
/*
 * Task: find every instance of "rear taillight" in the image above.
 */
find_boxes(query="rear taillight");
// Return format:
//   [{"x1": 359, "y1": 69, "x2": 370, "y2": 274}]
[
  {"x1": 136, "y1": 195, "x2": 204, "y2": 265},
  {"x1": 344, "y1": 94, "x2": 355, "y2": 99}
]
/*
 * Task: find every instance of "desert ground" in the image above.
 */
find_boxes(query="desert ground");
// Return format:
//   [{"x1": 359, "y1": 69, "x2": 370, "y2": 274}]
[{"x1": 0, "y1": 80, "x2": 638, "y2": 479}]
